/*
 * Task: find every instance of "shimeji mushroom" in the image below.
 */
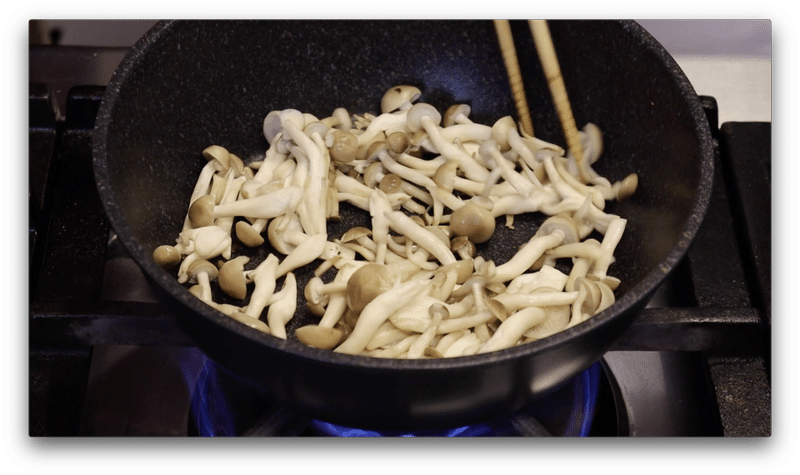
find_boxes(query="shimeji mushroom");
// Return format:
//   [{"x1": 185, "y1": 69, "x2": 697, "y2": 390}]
[
  {"x1": 405, "y1": 103, "x2": 490, "y2": 183},
  {"x1": 477, "y1": 306, "x2": 548, "y2": 354},
  {"x1": 521, "y1": 287, "x2": 573, "y2": 340},
  {"x1": 180, "y1": 145, "x2": 236, "y2": 232},
  {"x1": 218, "y1": 255, "x2": 250, "y2": 300},
  {"x1": 241, "y1": 253, "x2": 280, "y2": 320},
  {"x1": 334, "y1": 277, "x2": 430, "y2": 355},
  {"x1": 174, "y1": 225, "x2": 233, "y2": 283},
  {"x1": 505, "y1": 264, "x2": 569, "y2": 295},
  {"x1": 406, "y1": 303, "x2": 449, "y2": 359},
  {"x1": 320, "y1": 107, "x2": 353, "y2": 131},
  {"x1": 380, "y1": 85, "x2": 422, "y2": 114},
  {"x1": 490, "y1": 215, "x2": 580, "y2": 284},
  {"x1": 384, "y1": 210, "x2": 457, "y2": 266},
  {"x1": 185, "y1": 259, "x2": 219, "y2": 303},
  {"x1": 188, "y1": 186, "x2": 304, "y2": 226},
  {"x1": 344, "y1": 260, "x2": 421, "y2": 314},
  {"x1": 449, "y1": 200, "x2": 496, "y2": 244},
  {"x1": 266, "y1": 272, "x2": 297, "y2": 340}
]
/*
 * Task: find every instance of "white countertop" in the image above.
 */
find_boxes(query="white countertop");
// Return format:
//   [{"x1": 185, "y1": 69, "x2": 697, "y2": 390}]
[{"x1": 637, "y1": 20, "x2": 772, "y2": 125}]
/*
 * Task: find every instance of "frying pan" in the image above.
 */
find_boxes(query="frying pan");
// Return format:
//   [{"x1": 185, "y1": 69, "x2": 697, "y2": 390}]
[{"x1": 92, "y1": 20, "x2": 713, "y2": 431}]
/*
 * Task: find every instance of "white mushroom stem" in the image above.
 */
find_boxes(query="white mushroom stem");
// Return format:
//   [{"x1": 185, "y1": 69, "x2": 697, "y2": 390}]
[
  {"x1": 266, "y1": 272, "x2": 297, "y2": 340},
  {"x1": 439, "y1": 123, "x2": 492, "y2": 143},
  {"x1": 478, "y1": 307, "x2": 548, "y2": 354},
  {"x1": 493, "y1": 290, "x2": 579, "y2": 313},
  {"x1": 318, "y1": 263, "x2": 363, "y2": 328},
  {"x1": 334, "y1": 278, "x2": 429, "y2": 355},
  {"x1": 506, "y1": 265, "x2": 569, "y2": 294},
  {"x1": 436, "y1": 309, "x2": 496, "y2": 335},
  {"x1": 354, "y1": 110, "x2": 410, "y2": 147},
  {"x1": 406, "y1": 104, "x2": 490, "y2": 182},
  {"x1": 275, "y1": 232, "x2": 328, "y2": 277},
  {"x1": 479, "y1": 140, "x2": 535, "y2": 197},
  {"x1": 383, "y1": 210, "x2": 457, "y2": 266},
  {"x1": 212, "y1": 185, "x2": 303, "y2": 220},
  {"x1": 376, "y1": 150, "x2": 464, "y2": 213},
  {"x1": 243, "y1": 253, "x2": 280, "y2": 319},
  {"x1": 369, "y1": 190, "x2": 394, "y2": 265},
  {"x1": 280, "y1": 110, "x2": 327, "y2": 236},
  {"x1": 591, "y1": 217, "x2": 627, "y2": 279},
  {"x1": 490, "y1": 231, "x2": 565, "y2": 283},
  {"x1": 406, "y1": 304, "x2": 447, "y2": 359}
]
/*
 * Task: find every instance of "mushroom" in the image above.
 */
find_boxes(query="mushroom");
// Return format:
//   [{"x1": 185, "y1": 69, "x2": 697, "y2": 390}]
[
  {"x1": 344, "y1": 260, "x2": 421, "y2": 314},
  {"x1": 218, "y1": 255, "x2": 250, "y2": 300},
  {"x1": 334, "y1": 277, "x2": 429, "y2": 355},
  {"x1": 442, "y1": 104, "x2": 473, "y2": 127},
  {"x1": 406, "y1": 303, "x2": 449, "y2": 359},
  {"x1": 521, "y1": 287, "x2": 573, "y2": 340},
  {"x1": 384, "y1": 210, "x2": 457, "y2": 266},
  {"x1": 477, "y1": 306, "x2": 548, "y2": 353},
  {"x1": 188, "y1": 185, "x2": 303, "y2": 224},
  {"x1": 448, "y1": 201, "x2": 496, "y2": 244},
  {"x1": 175, "y1": 225, "x2": 233, "y2": 283},
  {"x1": 185, "y1": 259, "x2": 219, "y2": 303},
  {"x1": 490, "y1": 215, "x2": 579, "y2": 283},
  {"x1": 320, "y1": 107, "x2": 353, "y2": 131},
  {"x1": 380, "y1": 85, "x2": 422, "y2": 114},
  {"x1": 241, "y1": 253, "x2": 280, "y2": 319},
  {"x1": 405, "y1": 103, "x2": 490, "y2": 182},
  {"x1": 153, "y1": 245, "x2": 182, "y2": 269},
  {"x1": 266, "y1": 272, "x2": 297, "y2": 340},
  {"x1": 304, "y1": 275, "x2": 348, "y2": 308}
]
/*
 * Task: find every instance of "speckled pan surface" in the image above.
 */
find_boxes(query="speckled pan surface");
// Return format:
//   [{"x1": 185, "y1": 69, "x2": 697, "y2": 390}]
[{"x1": 93, "y1": 20, "x2": 713, "y2": 430}]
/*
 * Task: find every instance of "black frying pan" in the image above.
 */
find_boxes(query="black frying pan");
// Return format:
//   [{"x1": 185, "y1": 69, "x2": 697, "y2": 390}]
[{"x1": 93, "y1": 20, "x2": 713, "y2": 431}]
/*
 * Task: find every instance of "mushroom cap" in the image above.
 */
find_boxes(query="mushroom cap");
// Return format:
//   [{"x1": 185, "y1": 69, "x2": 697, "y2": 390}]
[
  {"x1": 295, "y1": 325, "x2": 344, "y2": 351},
  {"x1": 433, "y1": 159, "x2": 459, "y2": 192},
  {"x1": 304, "y1": 120, "x2": 328, "y2": 138},
  {"x1": 379, "y1": 173, "x2": 404, "y2": 194},
  {"x1": 380, "y1": 85, "x2": 422, "y2": 114},
  {"x1": 188, "y1": 195, "x2": 215, "y2": 228},
  {"x1": 345, "y1": 263, "x2": 394, "y2": 313},
  {"x1": 340, "y1": 226, "x2": 372, "y2": 243},
  {"x1": 363, "y1": 161, "x2": 385, "y2": 188},
  {"x1": 202, "y1": 145, "x2": 231, "y2": 170},
  {"x1": 262, "y1": 110, "x2": 283, "y2": 144},
  {"x1": 491, "y1": 116, "x2": 517, "y2": 150},
  {"x1": 536, "y1": 215, "x2": 581, "y2": 244},
  {"x1": 218, "y1": 256, "x2": 249, "y2": 300},
  {"x1": 449, "y1": 202, "x2": 496, "y2": 244},
  {"x1": 450, "y1": 235, "x2": 476, "y2": 258},
  {"x1": 235, "y1": 220, "x2": 265, "y2": 248},
  {"x1": 230, "y1": 310, "x2": 270, "y2": 334},
  {"x1": 443, "y1": 104, "x2": 471, "y2": 127},
  {"x1": 187, "y1": 259, "x2": 219, "y2": 283},
  {"x1": 304, "y1": 276, "x2": 329, "y2": 306},
  {"x1": 386, "y1": 131, "x2": 411, "y2": 155},
  {"x1": 153, "y1": 245, "x2": 182, "y2": 269},
  {"x1": 437, "y1": 258, "x2": 474, "y2": 284},
  {"x1": 405, "y1": 103, "x2": 442, "y2": 132},
  {"x1": 329, "y1": 130, "x2": 359, "y2": 163}
]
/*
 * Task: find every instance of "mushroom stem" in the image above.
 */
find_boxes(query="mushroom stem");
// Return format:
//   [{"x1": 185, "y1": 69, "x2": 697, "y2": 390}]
[
  {"x1": 334, "y1": 278, "x2": 429, "y2": 355},
  {"x1": 266, "y1": 272, "x2": 297, "y2": 340},
  {"x1": 384, "y1": 210, "x2": 457, "y2": 265},
  {"x1": 243, "y1": 253, "x2": 280, "y2": 319},
  {"x1": 478, "y1": 306, "x2": 548, "y2": 353}
]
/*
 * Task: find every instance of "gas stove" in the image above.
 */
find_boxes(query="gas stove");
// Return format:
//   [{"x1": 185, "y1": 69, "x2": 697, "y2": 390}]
[{"x1": 28, "y1": 43, "x2": 771, "y2": 438}]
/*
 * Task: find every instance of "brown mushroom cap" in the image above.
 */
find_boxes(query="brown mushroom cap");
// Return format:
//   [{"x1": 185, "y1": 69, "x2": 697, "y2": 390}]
[
  {"x1": 235, "y1": 220, "x2": 265, "y2": 247},
  {"x1": 443, "y1": 104, "x2": 471, "y2": 127},
  {"x1": 379, "y1": 173, "x2": 404, "y2": 195},
  {"x1": 153, "y1": 245, "x2": 182, "y2": 269},
  {"x1": 449, "y1": 202, "x2": 496, "y2": 244},
  {"x1": 386, "y1": 131, "x2": 410, "y2": 154},
  {"x1": 230, "y1": 310, "x2": 270, "y2": 334},
  {"x1": 450, "y1": 235, "x2": 476, "y2": 258},
  {"x1": 536, "y1": 214, "x2": 580, "y2": 244},
  {"x1": 380, "y1": 85, "x2": 422, "y2": 114},
  {"x1": 188, "y1": 194, "x2": 215, "y2": 228},
  {"x1": 187, "y1": 259, "x2": 219, "y2": 283},
  {"x1": 295, "y1": 325, "x2": 344, "y2": 351},
  {"x1": 406, "y1": 103, "x2": 442, "y2": 132},
  {"x1": 202, "y1": 145, "x2": 231, "y2": 170},
  {"x1": 218, "y1": 255, "x2": 249, "y2": 300},
  {"x1": 330, "y1": 130, "x2": 359, "y2": 163},
  {"x1": 345, "y1": 263, "x2": 395, "y2": 313}
]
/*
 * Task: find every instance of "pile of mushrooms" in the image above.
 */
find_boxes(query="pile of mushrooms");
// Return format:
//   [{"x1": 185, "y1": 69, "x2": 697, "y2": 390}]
[{"x1": 153, "y1": 84, "x2": 638, "y2": 358}]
